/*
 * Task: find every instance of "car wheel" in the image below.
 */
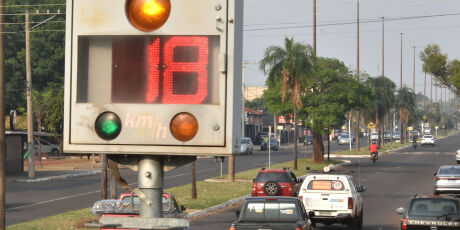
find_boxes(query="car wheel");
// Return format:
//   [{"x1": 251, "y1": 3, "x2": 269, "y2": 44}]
[
  {"x1": 51, "y1": 149, "x2": 59, "y2": 155},
  {"x1": 263, "y1": 181, "x2": 280, "y2": 195},
  {"x1": 347, "y1": 217, "x2": 358, "y2": 230},
  {"x1": 357, "y1": 212, "x2": 363, "y2": 229},
  {"x1": 457, "y1": 160, "x2": 460, "y2": 164},
  {"x1": 434, "y1": 191, "x2": 440, "y2": 195}
]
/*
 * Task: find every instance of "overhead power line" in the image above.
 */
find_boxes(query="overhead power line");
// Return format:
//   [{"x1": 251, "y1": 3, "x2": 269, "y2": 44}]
[{"x1": 244, "y1": 12, "x2": 460, "y2": 32}]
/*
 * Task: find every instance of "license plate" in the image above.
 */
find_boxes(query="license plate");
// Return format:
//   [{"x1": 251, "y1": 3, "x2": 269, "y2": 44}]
[
  {"x1": 318, "y1": 211, "x2": 332, "y2": 216},
  {"x1": 430, "y1": 227, "x2": 437, "y2": 230}
]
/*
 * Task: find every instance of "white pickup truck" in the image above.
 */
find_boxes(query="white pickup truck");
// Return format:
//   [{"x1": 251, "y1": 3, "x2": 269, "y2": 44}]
[{"x1": 298, "y1": 171, "x2": 364, "y2": 229}]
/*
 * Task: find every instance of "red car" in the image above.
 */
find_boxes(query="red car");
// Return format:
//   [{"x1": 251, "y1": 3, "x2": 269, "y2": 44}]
[
  {"x1": 251, "y1": 168, "x2": 302, "y2": 197},
  {"x1": 92, "y1": 192, "x2": 186, "y2": 230}
]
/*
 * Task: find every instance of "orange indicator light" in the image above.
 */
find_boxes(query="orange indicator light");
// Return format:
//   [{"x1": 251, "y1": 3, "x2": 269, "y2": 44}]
[
  {"x1": 126, "y1": 0, "x2": 171, "y2": 32},
  {"x1": 170, "y1": 112, "x2": 198, "y2": 142}
]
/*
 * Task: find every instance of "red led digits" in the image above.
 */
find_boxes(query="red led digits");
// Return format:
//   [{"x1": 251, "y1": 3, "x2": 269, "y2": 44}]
[
  {"x1": 163, "y1": 36, "x2": 209, "y2": 104},
  {"x1": 146, "y1": 38, "x2": 160, "y2": 103}
]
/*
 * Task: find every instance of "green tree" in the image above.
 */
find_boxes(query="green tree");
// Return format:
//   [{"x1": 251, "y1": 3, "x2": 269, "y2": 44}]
[
  {"x1": 302, "y1": 57, "x2": 371, "y2": 162},
  {"x1": 396, "y1": 86, "x2": 417, "y2": 144},
  {"x1": 245, "y1": 97, "x2": 266, "y2": 111},
  {"x1": 260, "y1": 37, "x2": 313, "y2": 170},
  {"x1": 448, "y1": 60, "x2": 460, "y2": 95},
  {"x1": 4, "y1": 0, "x2": 65, "y2": 114},
  {"x1": 365, "y1": 76, "x2": 396, "y2": 145}
]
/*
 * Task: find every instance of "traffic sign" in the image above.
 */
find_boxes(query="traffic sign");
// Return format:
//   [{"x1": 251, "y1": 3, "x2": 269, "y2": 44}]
[
  {"x1": 368, "y1": 122, "x2": 376, "y2": 129},
  {"x1": 64, "y1": 0, "x2": 244, "y2": 156}
]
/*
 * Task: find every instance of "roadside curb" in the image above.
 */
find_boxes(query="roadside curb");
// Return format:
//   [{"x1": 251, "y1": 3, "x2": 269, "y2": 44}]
[
  {"x1": 15, "y1": 170, "x2": 101, "y2": 183},
  {"x1": 186, "y1": 194, "x2": 250, "y2": 219}
]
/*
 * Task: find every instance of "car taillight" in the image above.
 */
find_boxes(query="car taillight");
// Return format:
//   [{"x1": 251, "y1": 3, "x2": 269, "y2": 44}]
[
  {"x1": 229, "y1": 227, "x2": 236, "y2": 230},
  {"x1": 402, "y1": 218, "x2": 408, "y2": 230},
  {"x1": 348, "y1": 197, "x2": 353, "y2": 209},
  {"x1": 295, "y1": 228, "x2": 302, "y2": 230}
]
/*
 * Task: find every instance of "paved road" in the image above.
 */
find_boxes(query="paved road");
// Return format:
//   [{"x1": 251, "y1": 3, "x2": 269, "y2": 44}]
[
  {"x1": 6, "y1": 138, "x2": 359, "y2": 226},
  {"x1": 190, "y1": 133, "x2": 460, "y2": 230}
]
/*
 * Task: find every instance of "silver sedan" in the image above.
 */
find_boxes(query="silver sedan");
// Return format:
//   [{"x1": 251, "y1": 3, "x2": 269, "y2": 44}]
[{"x1": 434, "y1": 165, "x2": 460, "y2": 195}]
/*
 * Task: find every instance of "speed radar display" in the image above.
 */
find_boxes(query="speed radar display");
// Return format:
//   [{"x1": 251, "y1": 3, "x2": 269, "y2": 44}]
[{"x1": 63, "y1": 0, "x2": 243, "y2": 155}]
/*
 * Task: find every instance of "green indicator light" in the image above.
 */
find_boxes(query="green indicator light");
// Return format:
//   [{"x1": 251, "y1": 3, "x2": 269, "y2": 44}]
[
  {"x1": 102, "y1": 120, "x2": 119, "y2": 135},
  {"x1": 95, "y1": 112, "x2": 122, "y2": 140}
]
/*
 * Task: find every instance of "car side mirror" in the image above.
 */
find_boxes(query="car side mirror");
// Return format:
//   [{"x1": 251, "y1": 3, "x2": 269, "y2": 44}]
[
  {"x1": 396, "y1": 207, "x2": 406, "y2": 214},
  {"x1": 357, "y1": 186, "x2": 365, "y2": 192},
  {"x1": 308, "y1": 211, "x2": 315, "y2": 218},
  {"x1": 236, "y1": 210, "x2": 240, "y2": 218},
  {"x1": 306, "y1": 167, "x2": 310, "y2": 171},
  {"x1": 434, "y1": 172, "x2": 437, "y2": 176},
  {"x1": 180, "y1": 205, "x2": 186, "y2": 212}
]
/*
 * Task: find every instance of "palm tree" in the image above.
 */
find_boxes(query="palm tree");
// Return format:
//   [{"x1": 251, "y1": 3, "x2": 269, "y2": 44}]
[
  {"x1": 259, "y1": 37, "x2": 313, "y2": 170},
  {"x1": 366, "y1": 76, "x2": 396, "y2": 146},
  {"x1": 396, "y1": 86, "x2": 417, "y2": 143}
]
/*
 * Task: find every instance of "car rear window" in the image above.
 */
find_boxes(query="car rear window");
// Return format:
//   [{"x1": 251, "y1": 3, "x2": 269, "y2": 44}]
[
  {"x1": 255, "y1": 172, "x2": 292, "y2": 183},
  {"x1": 241, "y1": 139, "x2": 248, "y2": 144},
  {"x1": 424, "y1": 135, "x2": 432, "y2": 138},
  {"x1": 439, "y1": 167, "x2": 460, "y2": 175},
  {"x1": 243, "y1": 201, "x2": 299, "y2": 222},
  {"x1": 307, "y1": 180, "x2": 345, "y2": 191},
  {"x1": 409, "y1": 199, "x2": 459, "y2": 216}
]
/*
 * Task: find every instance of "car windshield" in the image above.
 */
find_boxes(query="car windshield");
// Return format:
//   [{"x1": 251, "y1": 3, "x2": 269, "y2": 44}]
[
  {"x1": 241, "y1": 139, "x2": 248, "y2": 144},
  {"x1": 255, "y1": 172, "x2": 292, "y2": 183},
  {"x1": 341, "y1": 135, "x2": 349, "y2": 138},
  {"x1": 243, "y1": 201, "x2": 299, "y2": 222},
  {"x1": 408, "y1": 199, "x2": 459, "y2": 216},
  {"x1": 439, "y1": 166, "x2": 460, "y2": 175}
]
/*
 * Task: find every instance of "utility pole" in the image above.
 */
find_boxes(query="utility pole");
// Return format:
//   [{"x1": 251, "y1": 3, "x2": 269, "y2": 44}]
[
  {"x1": 413, "y1": 46, "x2": 416, "y2": 92},
  {"x1": 382, "y1": 17, "x2": 384, "y2": 77},
  {"x1": 313, "y1": 0, "x2": 316, "y2": 56},
  {"x1": 26, "y1": 11, "x2": 35, "y2": 178},
  {"x1": 399, "y1": 32, "x2": 403, "y2": 143},
  {"x1": 430, "y1": 75, "x2": 433, "y2": 112},
  {"x1": 0, "y1": 0, "x2": 5, "y2": 228},
  {"x1": 424, "y1": 72, "x2": 426, "y2": 111},
  {"x1": 400, "y1": 33, "x2": 403, "y2": 89},
  {"x1": 355, "y1": 0, "x2": 360, "y2": 151}
]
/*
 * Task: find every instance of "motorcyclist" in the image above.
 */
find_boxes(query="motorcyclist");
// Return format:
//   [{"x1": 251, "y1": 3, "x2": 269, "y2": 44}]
[
  {"x1": 412, "y1": 134, "x2": 417, "y2": 149},
  {"x1": 369, "y1": 140, "x2": 379, "y2": 159}
]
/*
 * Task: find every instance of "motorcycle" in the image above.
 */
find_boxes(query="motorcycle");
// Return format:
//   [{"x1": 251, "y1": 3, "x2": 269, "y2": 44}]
[
  {"x1": 370, "y1": 152, "x2": 378, "y2": 163},
  {"x1": 412, "y1": 141, "x2": 417, "y2": 150}
]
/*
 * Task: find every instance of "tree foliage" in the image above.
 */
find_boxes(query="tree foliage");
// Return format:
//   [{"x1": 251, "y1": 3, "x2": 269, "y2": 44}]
[
  {"x1": 420, "y1": 44, "x2": 460, "y2": 96},
  {"x1": 4, "y1": 0, "x2": 65, "y2": 133},
  {"x1": 260, "y1": 37, "x2": 313, "y2": 169},
  {"x1": 302, "y1": 57, "x2": 371, "y2": 162}
]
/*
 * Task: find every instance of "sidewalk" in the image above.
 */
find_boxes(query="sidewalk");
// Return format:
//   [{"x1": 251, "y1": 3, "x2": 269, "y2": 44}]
[{"x1": 10, "y1": 156, "x2": 102, "y2": 183}]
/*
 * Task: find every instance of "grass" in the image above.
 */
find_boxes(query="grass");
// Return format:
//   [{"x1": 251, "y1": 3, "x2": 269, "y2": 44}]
[
  {"x1": 6, "y1": 208, "x2": 97, "y2": 230},
  {"x1": 7, "y1": 158, "x2": 337, "y2": 230}
]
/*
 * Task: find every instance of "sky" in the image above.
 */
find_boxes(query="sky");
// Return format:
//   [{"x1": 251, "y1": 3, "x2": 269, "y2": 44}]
[{"x1": 242, "y1": 0, "x2": 460, "y2": 101}]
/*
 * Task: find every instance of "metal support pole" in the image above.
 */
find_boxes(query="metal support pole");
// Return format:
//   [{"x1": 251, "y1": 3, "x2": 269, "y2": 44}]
[{"x1": 138, "y1": 156, "x2": 163, "y2": 218}]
